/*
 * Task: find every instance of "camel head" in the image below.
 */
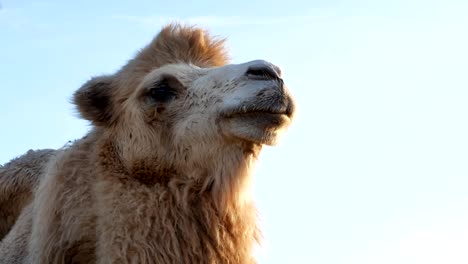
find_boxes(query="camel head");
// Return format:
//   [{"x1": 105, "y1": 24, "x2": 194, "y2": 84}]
[{"x1": 72, "y1": 24, "x2": 296, "y2": 193}]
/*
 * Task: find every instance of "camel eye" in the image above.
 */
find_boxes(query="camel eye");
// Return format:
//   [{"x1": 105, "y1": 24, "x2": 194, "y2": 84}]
[{"x1": 149, "y1": 80, "x2": 177, "y2": 103}]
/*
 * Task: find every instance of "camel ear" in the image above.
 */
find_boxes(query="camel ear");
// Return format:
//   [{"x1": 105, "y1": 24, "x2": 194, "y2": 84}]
[{"x1": 73, "y1": 75, "x2": 114, "y2": 126}]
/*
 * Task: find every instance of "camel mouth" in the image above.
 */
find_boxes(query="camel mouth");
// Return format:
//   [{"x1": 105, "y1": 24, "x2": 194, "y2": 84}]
[
  {"x1": 223, "y1": 110, "x2": 291, "y2": 124},
  {"x1": 221, "y1": 96, "x2": 295, "y2": 120},
  {"x1": 219, "y1": 107, "x2": 293, "y2": 145},
  {"x1": 219, "y1": 86, "x2": 296, "y2": 145},
  {"x1": 219, "y1": 103, "x2": 294, "y2": 141}
]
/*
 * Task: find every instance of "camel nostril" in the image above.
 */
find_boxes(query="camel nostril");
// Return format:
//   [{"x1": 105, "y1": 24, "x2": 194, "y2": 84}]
[{"x1": 245, "y1": 66, "x2": 279, "y2": 81}]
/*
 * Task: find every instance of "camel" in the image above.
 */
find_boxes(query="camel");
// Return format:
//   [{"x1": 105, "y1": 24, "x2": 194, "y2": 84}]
[{"x1": 0, "y1": 24, "x2": 296, "y2": 263}]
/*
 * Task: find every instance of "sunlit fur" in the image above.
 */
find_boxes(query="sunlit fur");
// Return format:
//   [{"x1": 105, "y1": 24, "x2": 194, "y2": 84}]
[{"x1": 0, "y1": 24, "x2": 295, "y2": 263}]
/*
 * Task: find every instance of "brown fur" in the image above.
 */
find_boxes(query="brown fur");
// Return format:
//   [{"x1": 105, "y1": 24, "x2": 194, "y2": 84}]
[
  {"x1": 0, "y1": 23, "x2": 295, "y2": 263},
  {"x1": 0, "y1": 150, "x2": 55, "y2": 239}
]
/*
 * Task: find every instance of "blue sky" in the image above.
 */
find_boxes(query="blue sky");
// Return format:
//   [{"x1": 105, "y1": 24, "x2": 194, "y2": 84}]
[{"x1": 1, "y1": 0, "x2": 468, "y2": 263}]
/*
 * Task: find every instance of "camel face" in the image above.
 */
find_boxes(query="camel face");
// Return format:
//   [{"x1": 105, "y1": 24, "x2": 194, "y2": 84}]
[
  {"x1": 121, "y1": 59, "x2": 295, "y2": 164},
  {"x1": 72, "y1": 25, "x2": 297, "y2": 171}
]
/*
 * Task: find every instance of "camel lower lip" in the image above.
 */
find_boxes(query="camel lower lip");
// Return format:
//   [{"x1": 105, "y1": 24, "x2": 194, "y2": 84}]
[
  {"x1": 224, "y1": 109, "x2": 290, "y2": 117},
  {"x1": 226, "y1": 112, "x2": 290, "y2": 125}
]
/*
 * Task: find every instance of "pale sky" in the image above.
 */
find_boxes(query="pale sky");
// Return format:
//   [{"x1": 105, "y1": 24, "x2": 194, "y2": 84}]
[{"x1": 1, "y1": 0, "x2": 468, "y2": 263}]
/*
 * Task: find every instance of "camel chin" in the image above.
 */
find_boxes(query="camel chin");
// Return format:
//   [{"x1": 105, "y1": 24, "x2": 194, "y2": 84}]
[{"x1": 221, "y1": 112, "x2": 291, "y2": 145}]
